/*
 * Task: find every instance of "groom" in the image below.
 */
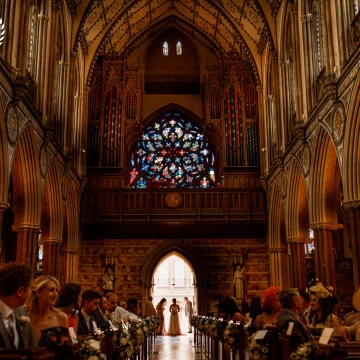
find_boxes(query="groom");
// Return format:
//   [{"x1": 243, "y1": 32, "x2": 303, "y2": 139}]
[
  {"x1": 184, "y1": 297, "x2": 193, "y2": 333},
  {"x1": 0, "y1": 262, "x2": 38, "y2": 349}
]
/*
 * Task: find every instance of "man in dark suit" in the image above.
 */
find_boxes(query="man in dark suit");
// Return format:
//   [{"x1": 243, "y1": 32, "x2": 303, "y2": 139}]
[
  {"x1": 0, "y1": 262, "x2": 38, "y2": 349},
  {"x1": 184, "y1": 297, "x2": 193, "y2": 333},
  {"x1": 276, "y1": 288, "x2": 313, "y2": 342},
  {"x1": 77, "y1": 290, "x2": 110, "y2": 335}
]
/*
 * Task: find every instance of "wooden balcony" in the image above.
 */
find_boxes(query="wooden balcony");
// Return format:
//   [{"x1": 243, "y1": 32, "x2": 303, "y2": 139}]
[{"x1": 81, "y1": 188, "x2": 267, "y2": 239}]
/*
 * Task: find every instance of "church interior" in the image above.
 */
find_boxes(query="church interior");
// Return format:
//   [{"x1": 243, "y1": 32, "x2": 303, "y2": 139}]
[{"x1": 0, "y1": 0, "x2": 360, "y2": 320}]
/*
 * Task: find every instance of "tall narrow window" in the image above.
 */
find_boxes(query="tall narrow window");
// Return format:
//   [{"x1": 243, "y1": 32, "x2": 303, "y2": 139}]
[
  {"x1": 176, "y1": 40, "x2": 182, "y2": 56},
  {"x1": 355, "y1": 0, "x2": 359, "y2": 15},
  {"x1": 163, "y1": 40, "x2": 169, "y2": 56}
]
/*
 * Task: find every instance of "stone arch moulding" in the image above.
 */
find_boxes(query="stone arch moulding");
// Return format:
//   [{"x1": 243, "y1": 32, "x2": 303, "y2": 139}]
[{"x1": 140, "y1": 241, "x2": 208, "y2": 315}]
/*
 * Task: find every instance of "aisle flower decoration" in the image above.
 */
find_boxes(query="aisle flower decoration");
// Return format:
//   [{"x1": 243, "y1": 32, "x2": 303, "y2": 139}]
[
  {"x1": 191, "y1": 315, "x2": 200, "y2": 328},
  {"x1": 209, "y1": 319, "x2": 222, "y2": 340},
  {"x1": 290, "y1": 342, "x2": 319, "y2": 360},
  {"x1": 223, "y1": 323, "x2": 241, "y2": 352},
  {"x1": 73, "y1": 336, "x2": 106, "y2": 360},
  {"x1": 117, "y1": 329, "x2": 134, "y2": 359},
  {"x1": 248, "y1": 332, "x2": 269, "y2": 360}
]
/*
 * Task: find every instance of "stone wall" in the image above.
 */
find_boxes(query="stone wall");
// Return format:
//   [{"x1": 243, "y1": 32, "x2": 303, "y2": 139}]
[{"x1": 79, "y1": 237, "x2": 269, "y2": 313}]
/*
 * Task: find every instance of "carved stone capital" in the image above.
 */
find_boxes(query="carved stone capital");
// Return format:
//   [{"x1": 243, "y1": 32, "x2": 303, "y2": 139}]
[
  {"x1": 301, "y1": 14, "x2": 312, "y2": 22},
  {"x1": 286, "y1": 237, "x2": 307, "y2": 244},
  {"x1": 343, "y1": 199, "x2": 360, "y2": 210},
  {"x1": 269, "y1": 247, "x2": 288, "y2": 254},
  {"x1": 41, "y1": 238, "x2": 63, "y2": 245},
  {"x1": 14, "y1": 77, "x2": 28, "y2": 103},
  {"x1": 38, "y1": 14, "x2": 49, "y2": 22},
  {"x1": 295, "y1": 120, "x2": 305, "y2": 142},
  {"x1": 59, "y1": 61, "x2": 69, "y2": 68},
  {"x1": 256, "y1": 85, "x2": 263, "y2": 94},
  {"x1": 12, "y1": 224, "x2": 41, "y2": 232},
  {"x1": 310, "y1": 222, "x2": 343, "y2": 231},
  {"x1": 0, "y1": 202, "x2": 9, "y2": 212},
  {"x1": 61, "y1": 247, "x2": 79, "y2": 254},
  {"x1": 324, "y1": 80, "x2": 337, "y2": 100},
  {"x1": 83, "y1": 86, "x2": 91, "y2": 93}
]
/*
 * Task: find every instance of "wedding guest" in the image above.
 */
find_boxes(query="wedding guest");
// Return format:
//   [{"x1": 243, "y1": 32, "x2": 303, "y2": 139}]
[
  {"x1": 338, "y1": 288, "x2": 360, "y2": 341},
  {"x1": 255, "y1": 286, "x2": 281, "y2": 330},
  {"x1": 101, "y1": 296, "x2": 112, "y2": 323},
  {"x1": 276, "y1": 288, "x2": 313, "y2": 342},
  {"x1": 168, "y1": 298, "x2": 181, "y2": 335},
  {"x1": 245, "y1": 296, "x2": 262, "y2": 325},
  {"x1": 184, "y1": 296, "x2": 193, "y2": 333},
  {"x1": 299, "y1": 289, "x2": 311, "y2": 325},
  {"x1": 143, "y1": 296, "x2": 156, "y2": 317},
  {"x1": 127, "y1": 298, "x2": 139, "y2": 317},
  {"x1": 307, "y1": 282, "x2": 341, "y2": 335},
  {"x1": 26, "y1": 276, "x2": 68, "y2": 347},
  {"x1": 222, "y1": 297, "x2": 245, "y2": 324},
  {"x1": 77, "y1": 290, "x2": 109, "y2": 335},
  {"x1": 106, "y1": 292, "x2": 139, "y2": 323},
  {"x1": 156, "y1": 298, "x2": 167, "y2": 335},
  {"x1": 120, "y1": 300, "x2": 127, "y2": 309},
  {"x1": 55, "y1": 283, "x2": 82, "y2": 333},
  {"x1": 0, "y1": 262, "x2": 38, "y2": 349}
]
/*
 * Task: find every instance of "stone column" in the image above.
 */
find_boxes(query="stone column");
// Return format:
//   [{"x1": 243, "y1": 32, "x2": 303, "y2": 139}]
[
  {"x1": 81, "y1": 87, "x2": 90, "y2": 174},
  {"x1": 343, "y1": 201, "x2": 360, "y2": 288},
  {"x1": 257, "y1": 85, "x2": 267, "y2": 172},
  {"x1": 286, "y1": 238, "x2": 307, "y2": 290},
  {"x1": 42, "y1": 238, "x2": 62, "y2": 277},
  {"x1": 0, "y1": 202, "x2": 9, "y2": 265},
  {"x1": 142, "y1": 283, "x2": 153, "y2": 316},
  {"x1": 311, "y1": 223, "x2": 341, "y2": 292},
  {"x1": 59, "y1": 247, "x2": 79, "y2": 285},
  {"x1": 321, "y1": 0, "x2": 336, "y2": 78},
  {"x1": 14, "y1": 224, "x2": 40, "y2": 271},
  {"x1": 269, "y1": 247, "x2": 290, "y2": 288}
]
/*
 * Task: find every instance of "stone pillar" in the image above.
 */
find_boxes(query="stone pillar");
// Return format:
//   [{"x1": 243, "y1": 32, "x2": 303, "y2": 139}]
[
  {"x1": 286, "y1": 238, "x2": 307, "y2": 290},
  {"x1": 343, "y1": 201, "x2": 360, "y2": 288},
  {"x1": 321, "y1": 0, "x2": 336, "y2": 78},
  {"x1": 42, "y1": 238, "x2": 62, "y2": 277},
  {"x1": 0, "y1": 202, "x2": 9, "y2": 265},
  {"x1": 60, "y1": 247, "x2": 79, "y2": 284},
  {"x1": 142, "y1": 283, "x2": 153, "y2": 316},
  {"x1": 257, "y1": 85, "x2": 268, "y2": 172},
  {"x1": 81, "y1": 87, "x2": 90, "y2": 175},
  {"x1": 269, "y1": 247, "x2": 290, "y2": 288},
  {"x1": 14, "y1": 224, "x2": 40, "y2": 271},
  {"x1": 311, "y1": 223, "x2": 341, "y2": 292}
]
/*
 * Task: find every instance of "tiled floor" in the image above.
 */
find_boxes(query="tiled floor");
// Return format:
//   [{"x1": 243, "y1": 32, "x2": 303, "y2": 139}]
[{"x1": 150, "y1": 334, "x2": 205, "y2": 359}]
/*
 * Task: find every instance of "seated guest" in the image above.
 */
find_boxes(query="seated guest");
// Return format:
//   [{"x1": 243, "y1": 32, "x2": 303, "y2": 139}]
[
  {"x1": 344, "y1": 310, "x2": 360, "y2": 326},
  {"x1": 120, "y1": 300, "x2": 127, "y2": 309},
  {"x1": 308, "y1": 282, "x2": 342, "y2": 335},
  {"x1": 55, "y1": 283, "x2": 82, "y2": 333},
  {"x1": 127, "y1": 298, "x2": 139, "y2": 317},
  {"x1": 299, "y1": 289, "x2": 311, "y2": 325},
  {"x1": 26, "y1": 276, "x2": 68, "y2": 348},
  {"x1": 0, "y1": 262, "x2": 38, "y2": 349},
  {"x1": 276, "y1": 288, "x2": 313, "y2": 342},
  {"x1": 77, "y1": 290, "x2": 109, "y2": 335},
  {"x1": 222, "y1": 297, "x2": 245, "y2": 324},
  {"x1": 338, "y1": 288, "x2": 360, "y2": 341},
  {"x1": 245, "y1": 296, "x2": 262, "y2": 325},
  {"x1": 255, "y1": 286, "x2": 281, "y2": 330},
  {"x1": 106, "y1": 292, "x2": 139, "y2": 323},
  {"x1": 101, "y1": 296, "x2": 113, "y2": 323}
]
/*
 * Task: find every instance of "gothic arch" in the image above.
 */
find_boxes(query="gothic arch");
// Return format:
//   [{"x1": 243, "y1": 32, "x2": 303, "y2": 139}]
[
  {"x1": 0, "y1": 101, "x2": 8, "y2": 205},
  {"x1": 343, "y1": 70, "x2": 360, "y2": 202},
  {"x1": 308, "y1": 126, "x2": 342, "y2": 225},
  {"x1": 140, "y1": 241, "x2": 207, "y2": 314},
  {"x1": 268, "y1": 182, "x2": 289, "y2": 288}
]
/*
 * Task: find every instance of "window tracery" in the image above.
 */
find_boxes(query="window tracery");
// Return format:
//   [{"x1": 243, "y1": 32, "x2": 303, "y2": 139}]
[{"x1": 130, "y1": 112, "x2": 215, "y2": 188}]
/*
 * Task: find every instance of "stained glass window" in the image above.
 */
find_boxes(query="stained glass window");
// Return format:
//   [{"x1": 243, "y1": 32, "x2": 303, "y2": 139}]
[
  {"x1": 176, "y1": 40, "x2": 182, "y2": 56},
  {"x1": 131, "y1": 112, "x2": 215, "y2": 188},
  {"x1": 163, "y1": 41, "x2": 169, "y2": 56}
]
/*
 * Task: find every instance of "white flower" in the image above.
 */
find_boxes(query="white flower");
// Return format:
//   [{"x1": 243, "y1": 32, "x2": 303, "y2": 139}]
[
  {"x1": 89, "y1": 340, "x2": 101, "y2": 351},
  {"x1": 19, "y1": 316, "x2": 31, "y2": 324}
]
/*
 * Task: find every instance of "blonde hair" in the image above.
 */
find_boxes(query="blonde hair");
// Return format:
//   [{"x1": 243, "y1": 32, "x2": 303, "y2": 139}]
[{"x1": 26, "y1": 275, "x2": 60, "y2": 317}]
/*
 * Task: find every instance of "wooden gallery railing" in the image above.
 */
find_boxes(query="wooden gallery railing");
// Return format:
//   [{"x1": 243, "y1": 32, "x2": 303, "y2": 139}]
[
  {"x1": 81, "y1": 188, "x2": 266, "y2": 224},
  {"x1": 191, "y1": 316, "x2": 360, "y2": 360}
]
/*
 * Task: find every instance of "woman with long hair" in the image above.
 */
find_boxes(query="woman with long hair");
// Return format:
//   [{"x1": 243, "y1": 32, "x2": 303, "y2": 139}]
[
  {"x1": 55, "y1": 283, "x2": 81, "y2": 333},
  {"x1": 222, "y1": 297, "x2": 245, "y2": 324},
  {"x1": 168, "y1": 298, "x2": 181, "y2": 335},
  {"x1": 26, "y1": 276, "x2": 68, "y2": 348},
  {"x1": 156, "y1": 298, "x2": 167, "y2": 335},
  {"x1": 245, "y1": 296, "x2": 263, "y2": 326},
  {"x1": 127, "y1": 298, "x2": 139, "y2": 317},
  {"x1": 254, "y1": 286, "x2": 281, "y2": 330},
  {"x1": 308, "y1": 282, "x2": 342, "y2": 335}
]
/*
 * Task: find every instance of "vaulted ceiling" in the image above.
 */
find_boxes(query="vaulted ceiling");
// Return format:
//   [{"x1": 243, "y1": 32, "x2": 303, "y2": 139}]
[{"x1": 69, "y1": 0, "x2": 282, "y2": 79}]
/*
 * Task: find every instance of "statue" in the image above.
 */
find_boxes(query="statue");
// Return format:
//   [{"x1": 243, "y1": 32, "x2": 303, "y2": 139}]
[
  {"x1": 102, "y1": 267, "x2": 115, "y2": 293},
  {"x1": 233, "y1": 265, "x2": 245, "y2": 300}
]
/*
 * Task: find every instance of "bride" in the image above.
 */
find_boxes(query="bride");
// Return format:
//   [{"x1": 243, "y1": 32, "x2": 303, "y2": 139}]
[{"x1": 167, "y1": 298, "x2": 181, "y2": 335}]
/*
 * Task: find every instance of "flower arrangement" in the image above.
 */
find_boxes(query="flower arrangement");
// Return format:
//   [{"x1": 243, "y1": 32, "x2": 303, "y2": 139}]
[
  {"x1": 117, "y1": 329, "x2": 134, "y2": 359},
  {"x1": 72, "y1": 337, "x2": 106, "y2": 360},
  {"x1": 127, "y1": 322, "x2": 145, "y2": 353},
  {"x1": 248, "y1": 333, "x2": 269, "y2": 360},
  {"x1": 290, "y1": 342, "x2": 319, "y2": 360},
  {"x1": 223, "y1": 323, "x2": 241, "y2": 352},
  {"x1": 191, "y1": 315, "x2": 200, "y2": 328},
  {"x1": 209, "y1": 319, "x2": 222, "y2": 340}
]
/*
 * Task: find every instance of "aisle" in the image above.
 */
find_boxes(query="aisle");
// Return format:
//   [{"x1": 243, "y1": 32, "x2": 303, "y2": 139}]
[{"x1": 149, "y1": 334, "x2": 204, "y2": 360}]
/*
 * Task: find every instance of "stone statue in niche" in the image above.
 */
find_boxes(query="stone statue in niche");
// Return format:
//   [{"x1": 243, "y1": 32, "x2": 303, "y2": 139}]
[
  {"x1": 233, "y1": 264, "x2": 245, "y2": 300},
  {"x1": 102, "y1": 266, "x2": 115, "y2": 294}
]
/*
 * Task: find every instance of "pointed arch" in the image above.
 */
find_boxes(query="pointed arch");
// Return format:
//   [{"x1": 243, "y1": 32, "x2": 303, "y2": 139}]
[
  {"x1": 11, "y1": 125, "x2": 41, "y2": 227},
  {"x1": 343, "y1": 70, "x2": 360, "y2": 202},
  {"x1": 308, "y1": 126, "x2": 342, "y2": 225},
  {"x1": 140, "y1": 241, "x2": 207, "y2": 315}
]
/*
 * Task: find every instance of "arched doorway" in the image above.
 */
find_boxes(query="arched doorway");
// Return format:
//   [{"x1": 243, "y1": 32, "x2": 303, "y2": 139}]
[
  {"x1": 153, "y1": 252, "x2": 195, "y2": 332},
  {"x1": 140, "y1": 241, "x2": 207, "y2": 316}
]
